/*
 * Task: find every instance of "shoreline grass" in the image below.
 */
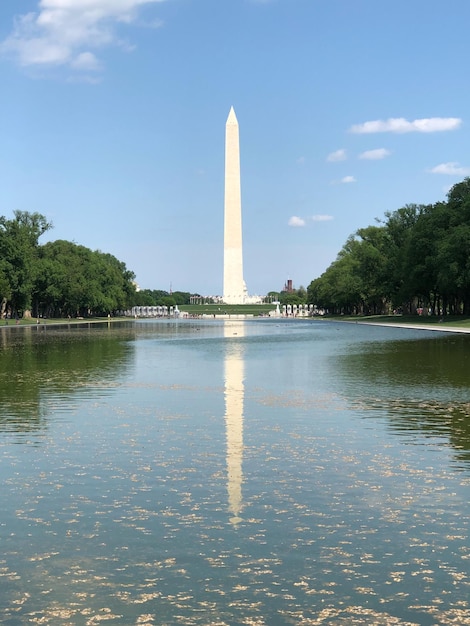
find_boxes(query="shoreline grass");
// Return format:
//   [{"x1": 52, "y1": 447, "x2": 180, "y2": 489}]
[{"x1": 1, "y1": 316, "x2": 120, "y2": 328}]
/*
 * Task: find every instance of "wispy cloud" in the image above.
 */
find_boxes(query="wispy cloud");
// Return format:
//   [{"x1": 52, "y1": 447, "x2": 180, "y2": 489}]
[
  {"x1": 70, "y1": 51, "x2": 102, "y2": 71},
  {"x1": 0, "y1": 0, "x2": 164, "y2": 73},
  {"x1": 327, "y1": 149, "x2": 347, "y2": 162},
  {"x1": 311, "y1": 214, "x2": 333, "y2": 222},
  {"x1": 358, "y1": 148, "x2": 391, "y2": 160},
  {"x1": 289, "y1": 214, "x2": 334, "y2": 227},
  {"x1": 288, "y1": 216, "x2": 306, "y2": 227},
  {"x1": 350, "y1": 117, "x2": 462, "y2": 134},
  {"x1": 430, "y1": 162, "x2": 470, "y2": 176},
  {"x1": 341, "y1": 175, "x2": 356, "y2": 184}
]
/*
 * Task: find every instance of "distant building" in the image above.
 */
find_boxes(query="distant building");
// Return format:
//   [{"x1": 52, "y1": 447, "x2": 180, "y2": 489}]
[{"x1": 283, "y1": 279, "x2": 293, "y2": 293}]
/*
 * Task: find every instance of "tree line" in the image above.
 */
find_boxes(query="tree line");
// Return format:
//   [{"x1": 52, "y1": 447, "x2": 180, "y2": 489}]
[
  {"x1": 9, "y1": 174, "x2": 470, "y2": 321},
  {"x1": 134, "y1": 289, "x2": 192, "y2": 308},
  {"x1": 307, "y1": 178, "x2": 470, "y2": 316},
  {"x1": 1, "y1": 211, "x2": 137, "y2": 319}
]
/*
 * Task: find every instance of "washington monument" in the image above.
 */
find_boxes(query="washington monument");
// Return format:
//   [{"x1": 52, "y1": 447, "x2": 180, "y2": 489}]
[{"x1": 223, "y1": 107, "x2": 247, "y2": 304}]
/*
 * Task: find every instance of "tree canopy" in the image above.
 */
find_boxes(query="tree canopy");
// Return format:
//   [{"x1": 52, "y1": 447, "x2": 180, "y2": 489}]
[
  {"x1": 133, "y1": 289, "x2": 192, "y2": 307},
  {"x1": 307, "y1": 179, "x2": 470, "y2": 316},
  {"x1": 0, "y1": 211, "x2": 137, "y2": 319}
]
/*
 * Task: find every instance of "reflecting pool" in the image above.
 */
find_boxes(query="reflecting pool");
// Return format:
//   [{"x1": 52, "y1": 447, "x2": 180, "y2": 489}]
[{"x1": 1, "y1": 319, "x2": 469, "y2": 624}]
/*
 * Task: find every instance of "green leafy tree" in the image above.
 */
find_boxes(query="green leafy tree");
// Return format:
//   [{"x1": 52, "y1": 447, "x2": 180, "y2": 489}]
[
  {"x1": 172, "y1": 291, "x2": 191, "y2": 305},
  {"x1": 34, "y1": 241, "x2": 136, "y2": 317},
  {"x1": 308, "y1": 251, "x2": 363, "y2": 314},
  {"x1": 279, "y1": 286, "x2": 307, "y2": 306},
  {"x1": 160, "y1": 296, "x2": 176, "y2": 308},
  {"x1": 402, "y1": 202, "x2": 447, "y2": 313},
  {"x1": 0, "y1": 211, "x2": 52, "y2": 318},
  {"x1": 382, "y1": 204, "x2": 426, "y2": 309},
  {"x1": 151, "y1": 290, "x2": 170, "y2": 305},
  {"x1": 353, "y1": 226, "x2": 390, "y2": 313},
  {"x1": 440, "y1": 179, "x2": 470, "y2": 314},
  {"x1": 134, "y1": 289, "x2": 157, "y2": 306}
]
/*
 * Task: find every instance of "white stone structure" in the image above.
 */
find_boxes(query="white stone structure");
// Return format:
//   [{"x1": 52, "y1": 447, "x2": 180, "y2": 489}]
[{"x1": 223, "y1": 107, "x2": 248, "y2": 304}]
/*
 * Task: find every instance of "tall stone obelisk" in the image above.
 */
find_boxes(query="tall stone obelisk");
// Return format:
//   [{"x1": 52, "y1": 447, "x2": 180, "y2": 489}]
[{"x1": 223, "y1": 107, "x2": 246, "y2": 304}]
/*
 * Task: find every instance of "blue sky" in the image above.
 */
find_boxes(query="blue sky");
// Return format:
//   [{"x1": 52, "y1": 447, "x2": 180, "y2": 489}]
[{"x1": 1, "y1": 0, "x2": 469, "y2": 296}]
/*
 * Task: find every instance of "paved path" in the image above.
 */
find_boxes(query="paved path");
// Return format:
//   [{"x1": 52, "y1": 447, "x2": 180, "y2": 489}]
[{"x1": 355, "y1": 320, "x2": 470, "y2": 334}]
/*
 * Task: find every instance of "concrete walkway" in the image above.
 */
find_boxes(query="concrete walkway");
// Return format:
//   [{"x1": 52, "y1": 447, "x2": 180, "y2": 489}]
[{"x1": 354, "y1": 320, "x2": 470, "y2": 334}]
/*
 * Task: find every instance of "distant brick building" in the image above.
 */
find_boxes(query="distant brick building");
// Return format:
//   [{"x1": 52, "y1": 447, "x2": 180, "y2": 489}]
[{"x1": 284, "y1": 279, "x2": 293, "y2": 293}]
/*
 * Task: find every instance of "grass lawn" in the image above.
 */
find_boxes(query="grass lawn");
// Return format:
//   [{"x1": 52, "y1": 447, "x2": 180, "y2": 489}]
[
  {"x1": 1, "y1": 316, "x2": 116, "y2": 327},
  {"x1": 181, "y1": 303, "x2": 276, "y2": 316}
]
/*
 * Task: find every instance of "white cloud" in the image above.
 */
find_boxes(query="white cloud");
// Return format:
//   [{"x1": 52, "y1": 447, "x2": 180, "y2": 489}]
[
  {"x1": 430, "y1": 162, "x2": 470, "y2": 176},
  {"x1": 349, "y1": 117, "x2": 462, "y2": 134},
  {"x1": 288, "y1": 216, "x2": 306, "y2": 227},
  {"x1": 358, "y1": 148, "x2": 391, "y2": 160},
  {"x1": 327, "y1": 149, "x2": 347, "y2": 162},
  {"x1": 1, "y1": 0, "x2": 164, "y2": 72},
  {"x1": 341, "y1": 175, "x2": 356, "y2": 183},
  {"x1": 311, "y1": 214, "x2": 333, "y2": 222},
  {"x1": 70, "y1": 51, "x2": 101, "y2": 71}
]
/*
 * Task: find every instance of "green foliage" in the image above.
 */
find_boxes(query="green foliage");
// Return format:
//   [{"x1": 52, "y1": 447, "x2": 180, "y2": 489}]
[
  {"x1": 172, "y1": 291, "x2": 191, "y2": 305},
  {"x1": 133, "y1": 289, "x2": 190, "y2": 307},
  {"x1": 279, "y1": 286, "x2": 307, "y2": 305},
  {"x1": 307, "y1": 178, "x2": 470, "y2": 316},
  {"x1": 279, "y1": 292, "x2": 303, "y2": 305},
  {"x1": 160, "y1": 296, "x2": 176, "y2": 307},
  {"x1": 0, "y1": 212, "x2": 136, "y2": 319},
  {"x1": 0, "y1": 211, "x2": 53, "y2": 316},
  {"x1": 134, "y1": 289, "x2": 156, "y2": 306},
  {"x1": 34, "y1": 240, "x2": 136, "y2": 317}
]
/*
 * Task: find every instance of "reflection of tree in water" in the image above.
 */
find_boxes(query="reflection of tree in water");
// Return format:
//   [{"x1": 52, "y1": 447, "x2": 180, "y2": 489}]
[
  {"x1": 335, "y1": 334, "x2": 470, "y2": 463},
  {"x1": 0, "y1": 324, "x2": 134, "y2": 435}
]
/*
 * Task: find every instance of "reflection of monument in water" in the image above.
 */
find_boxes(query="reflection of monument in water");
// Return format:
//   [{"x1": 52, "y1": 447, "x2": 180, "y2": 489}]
[{"x1": 224, "y1": 320, "x2": 245, "y2": 525}]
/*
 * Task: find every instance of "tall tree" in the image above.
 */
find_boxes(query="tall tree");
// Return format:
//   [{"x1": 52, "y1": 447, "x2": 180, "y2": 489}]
[
  {"x1": 34, "y1": 240, "x2": 136, "y2": 317},
  {"x1": 0, "y1": 211, "x2": 52, "y2": 317}
]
